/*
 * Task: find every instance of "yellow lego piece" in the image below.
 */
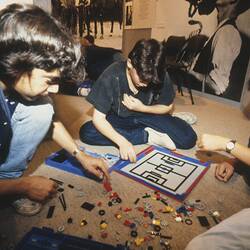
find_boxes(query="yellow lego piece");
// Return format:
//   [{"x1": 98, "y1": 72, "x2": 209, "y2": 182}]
[
  {"x1": 152, "y1": 219, "x2": 161, "y2": 226},
  {"x1": 115, "y1": 213, "x2": 122, "y2": 220},
  {"x1": 165, "y1": 206, "x2": 174, "y2": 213},
  {"x1": 134, "y1": 237, "x2": 144, "y2": 246},
  {"x1": 100, "y1": 222, "x2": 108, "y2": 229}
]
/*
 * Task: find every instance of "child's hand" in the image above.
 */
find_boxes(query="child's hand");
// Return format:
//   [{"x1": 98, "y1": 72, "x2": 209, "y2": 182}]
[
  {"x1": 122, "y1": 94, "x2": 145, "y2": 112},
  {"x1": 119, "y1": 139, "x2": 137, "y2": 163},
  {"x1": 214, "y1": 162, "x2": 234, "y2": 182}
]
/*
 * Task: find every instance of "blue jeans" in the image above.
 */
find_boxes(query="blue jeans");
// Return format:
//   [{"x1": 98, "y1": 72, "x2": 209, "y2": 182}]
[
  {"x1": 80, "y1": 114, "x2": 197, "y2": 149},
  {"x1": 0, "y1": 97, "x2": 54, "y2": 179}
]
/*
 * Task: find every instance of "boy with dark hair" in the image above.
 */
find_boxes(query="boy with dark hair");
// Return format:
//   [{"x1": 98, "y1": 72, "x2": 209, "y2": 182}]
[
  {"x1": 0, "y1": 4, "x2": 108, "y2": 216},
  {"x1": 80, "y1": 39, "x2": 197, "y2": 162}
]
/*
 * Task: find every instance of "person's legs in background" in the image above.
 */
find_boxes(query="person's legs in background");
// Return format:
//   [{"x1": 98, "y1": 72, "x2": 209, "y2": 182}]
[
  {"x1": 99, "y1": 17, "x2": 104, "y2": 39},
  {"x1": 110, "y1": 18, "x2": 114, "y2": 36},
  {"x1": 79, "y1": 16, "x2": 83, "y2": 37},
  {"x1": 86, "y1": 16, "x2": 91, "y2": 35},
  {"x1": 94, "y1": 19, "x2": 98, "y2": 38}
]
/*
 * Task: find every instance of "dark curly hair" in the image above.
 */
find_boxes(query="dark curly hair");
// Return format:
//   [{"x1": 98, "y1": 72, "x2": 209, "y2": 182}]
[
  {"x1": 128, "y1": 39, "x2": 165, "y2": 86},
  {"x1": 0, "y1": 4, "x2": 86, "y2": 87}
]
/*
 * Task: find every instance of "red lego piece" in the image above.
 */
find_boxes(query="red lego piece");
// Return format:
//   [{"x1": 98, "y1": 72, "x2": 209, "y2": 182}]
[
  {"x1": 156, "y1": 194, "x2": 161, "y2": 200},
  {"x1": 123, "y1": 220, "x2": 132, "y2": 227},
  {"x1": 103, "y1": 180, "x2": 112, "y2": 192},
  {"x1": 137, "y1": 207, "x2": 144, "y2": 212},
  {"x1": 144, "y1": 236, "x2": 154, "y2": 241},
  {"x1": 101, "y1": 232, "x2": 108, "y2": 238},
  {"x1": 109, "y1": 192, "x2": 119, "y2": 199},
  {"x1": 124, "y1": 208, "x2": 132, "y2": 212}
]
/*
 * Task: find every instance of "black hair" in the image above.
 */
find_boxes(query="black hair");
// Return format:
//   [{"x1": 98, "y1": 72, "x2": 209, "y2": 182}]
[
  {"x1": 128, "y1": 39, "x2": 165, "y2": 86},
  {"x1": 186, "y1": 0, "x2": 250, "y2": 17},
  {"x1": 84, "y1": 34, "x2": 95, "y2": 45},
  {"x1": 0, "y1": 4, "x2": 86, "y2": 87},
  {"x1": 231, "y1": 0, "x2": 250, "y2": 18}
]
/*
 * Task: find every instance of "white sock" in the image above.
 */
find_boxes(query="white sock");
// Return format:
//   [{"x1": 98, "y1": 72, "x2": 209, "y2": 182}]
[{"x1": 145, "y1": 127, "x2": 176, "y2": 150}]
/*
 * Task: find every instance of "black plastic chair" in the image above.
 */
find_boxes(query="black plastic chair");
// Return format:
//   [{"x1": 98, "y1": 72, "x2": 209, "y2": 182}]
[{"x1": 164, "y1": 28, "x2": 208, "y2": 104}]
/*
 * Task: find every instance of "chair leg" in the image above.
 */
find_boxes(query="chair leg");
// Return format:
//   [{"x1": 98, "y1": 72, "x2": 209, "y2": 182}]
[
  {"x1": 180, "y1": 86, "x2": 184, "y2": 96},
  {"x1": 176, "y1": 83, "x2": 181, "y2": 94},
  {"x1": 185, "y1": 72, "x2": 195, "y2": 105},
  {"x1": 188, "y1": 86, "x2": 194, "y2": 105},
  {"x1": 169, "y1": 69, "x2": 184, "y2": 96},
  {"x1": 177, "y1": 73, "x2": 184, "y2": 96}
]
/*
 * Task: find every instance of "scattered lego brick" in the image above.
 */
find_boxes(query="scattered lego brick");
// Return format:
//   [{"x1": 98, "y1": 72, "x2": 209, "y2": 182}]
[
  {"x1": 80, "y1": 219, "x2": 88, "y2": 226},
  {"x1": 100, "y1": 220, "x2": 108, "y2": 230},
  {"x1": 101, "y1": 232, "x2": 108, "y2": 238},
  {"x1": 134, "y1": 198, "x2": 140, "y2": 205},
  {"x1": 81, "y1": 202, "x2": 95, "y2": 211},
  {"x1": 98, "y1": 209, "x2": 106, "y2": 216},
  {"x1": 47, "y1": 206, "x2": 55, "y2": 219},
  {"x1": 67, "y1": 217, "x2": 73, "y2": 224},
  {"x1": 124, "y1": 207, "x2": 132, "y2": 212},
  {"x1": 123, "y1": 220, "x2": 132, "y2": 227},
  {"x1": 134, "y1": 237, "x2": 144, "y2": 246},
  {"x1": 103, "y1": 180, "x2": 112, "y2": 192},
  {"x1": 115, "y1": 213, "x2": 122, "y2": 220}
]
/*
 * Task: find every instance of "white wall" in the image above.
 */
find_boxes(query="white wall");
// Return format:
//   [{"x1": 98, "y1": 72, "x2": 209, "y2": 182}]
[
  {"x1": 0, "y1": 0, "x2": 33, "y2": 10},
  {"x1": 33, "y1": 0, "x2": 51, "y2": 13},
  {"x1": 151, "y1": 0, "x2": 218, "y2": 41},
  {"x1": 0, "y1": 0, "x2": 51, "y2": 13},
  {"x1": 236, "y1": 8, "x2": 250, "y2": 38}
]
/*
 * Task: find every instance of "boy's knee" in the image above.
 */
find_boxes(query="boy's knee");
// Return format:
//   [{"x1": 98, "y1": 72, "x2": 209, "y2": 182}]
[
  {"x1": 170, "y1": 117, "x2": 197, "y2": 149},
  {"x1": 177, "y1": 129, "x2": 197, "y2": 149}
]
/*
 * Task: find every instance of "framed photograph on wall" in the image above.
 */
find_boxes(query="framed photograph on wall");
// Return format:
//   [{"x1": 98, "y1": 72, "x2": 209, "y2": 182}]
[
  {"x1": 124, "y1": 0, "x2": 133, "y2": 29},
  {"x1": 185, "y1": 0, "x2": 250, "y2": 103}
]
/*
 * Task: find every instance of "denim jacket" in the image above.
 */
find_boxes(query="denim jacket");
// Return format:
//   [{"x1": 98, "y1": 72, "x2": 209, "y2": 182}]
[{"x1": 0, "y1": 89, "x2": 12, "y2": 164}]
